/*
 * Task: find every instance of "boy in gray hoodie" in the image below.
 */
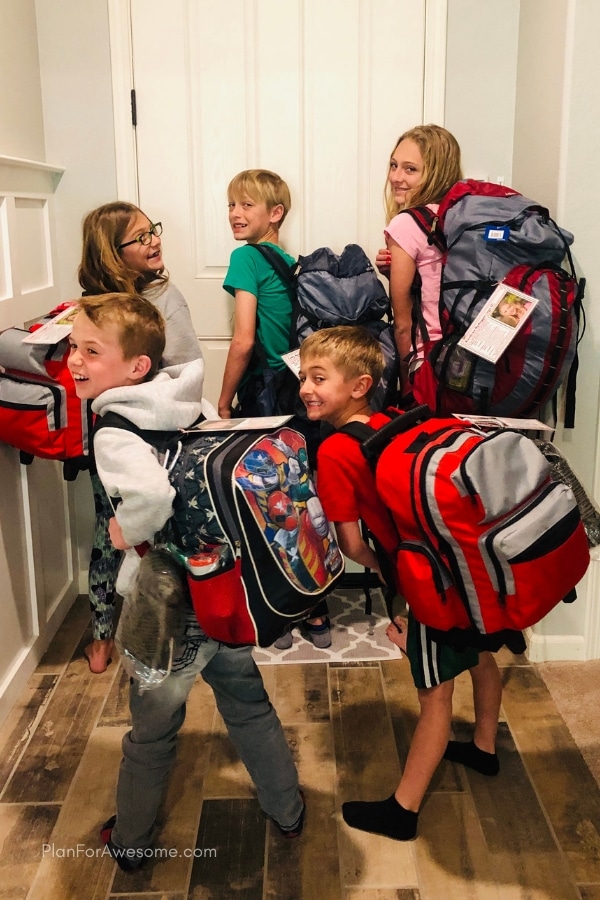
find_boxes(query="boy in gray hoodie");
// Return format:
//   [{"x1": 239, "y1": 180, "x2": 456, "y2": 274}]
[{"x1": 68, "y1": 294, "x2": 304, "y2": 871}]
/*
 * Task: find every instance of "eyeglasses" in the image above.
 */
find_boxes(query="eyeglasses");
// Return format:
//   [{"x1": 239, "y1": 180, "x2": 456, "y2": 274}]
[{"x1": 118, "y1": 222, "x2": 163, "y2": 250}]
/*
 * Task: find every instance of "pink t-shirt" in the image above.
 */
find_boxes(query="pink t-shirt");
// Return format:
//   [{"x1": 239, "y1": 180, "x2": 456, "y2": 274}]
[{"x1": 384, "y1": 203, "x2": 442, "y2": 358}]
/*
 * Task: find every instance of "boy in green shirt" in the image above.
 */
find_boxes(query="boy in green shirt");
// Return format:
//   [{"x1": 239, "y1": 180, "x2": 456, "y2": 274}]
[
  {"x1": 218, "y1": 168, "x2": 330, "y2": 648},
  {"x1": 218, "y1": 168, "x2": 295, "y2": 419}
]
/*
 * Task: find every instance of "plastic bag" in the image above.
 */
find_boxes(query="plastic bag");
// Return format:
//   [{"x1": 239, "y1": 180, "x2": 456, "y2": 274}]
[{"x1": 115, "y1": 547, "x2": 188, "y2": 691}]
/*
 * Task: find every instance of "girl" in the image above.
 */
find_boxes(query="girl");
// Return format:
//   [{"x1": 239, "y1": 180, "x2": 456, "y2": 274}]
[
  {"x1": 376, "y1": 125, "x2": 462, "y2": 391},
  {"x1": 78, "y1": 202, "x2": 202, "y2": 672}
]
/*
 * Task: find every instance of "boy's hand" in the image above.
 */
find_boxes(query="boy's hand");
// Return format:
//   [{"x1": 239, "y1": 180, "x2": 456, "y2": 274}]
[
  {"x1": 108, "y1": 516, "x2": 131, "y2": 550},
  {"x1": 218, "y1": 405, "x2": 232, "y2": 419}
]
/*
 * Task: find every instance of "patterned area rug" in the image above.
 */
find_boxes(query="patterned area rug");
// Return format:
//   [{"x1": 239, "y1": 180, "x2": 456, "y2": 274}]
[{"x1": 253, "y1": 587, "x2": 401, "y2": 665}]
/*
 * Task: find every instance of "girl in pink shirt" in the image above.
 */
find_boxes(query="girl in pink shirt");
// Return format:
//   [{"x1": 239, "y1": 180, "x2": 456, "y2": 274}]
[{"x1": 376, "y1": 125, "x2": 462, "y2": 392}]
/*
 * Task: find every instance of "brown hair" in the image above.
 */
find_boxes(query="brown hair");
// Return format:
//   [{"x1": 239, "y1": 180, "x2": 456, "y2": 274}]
[
  {"x1": 299, "y1": 326, "x2": 385, "y2": 402},
  {"x1": 77, "y1": 293, "x2": 165, "y2": 378},
  {"x1": 227, "y1": 169, "x2": 292, "y2": 227},
  {"x1": 384, "y1": 124, "x2": 463, "y2": 223},
  {"x1": 78, "y1": 202, "x2": 168, "y2": 296}
]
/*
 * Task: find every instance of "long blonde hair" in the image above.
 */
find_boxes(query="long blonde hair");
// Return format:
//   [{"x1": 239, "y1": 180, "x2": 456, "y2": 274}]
[
  {"x1": 78, "y1": 202, "x2": 168, "y2": 296},
  {"x1": 384, "y1": 124, "x2": 463, "y2": 224}
]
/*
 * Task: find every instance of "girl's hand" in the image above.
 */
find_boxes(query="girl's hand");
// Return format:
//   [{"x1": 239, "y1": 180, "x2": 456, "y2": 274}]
[
  {"x1": 375, "y1": 248, "x2": 392, "y2": 278},
  {"x1": 218, "y1": 405, "x2": 232, "y2": 419},
  {"x1": 108, "y1": 517, "x2": 130, "y2": 550}
]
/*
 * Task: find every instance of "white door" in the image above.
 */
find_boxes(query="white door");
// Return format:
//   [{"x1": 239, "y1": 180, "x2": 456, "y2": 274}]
[{"x1": 128, "y1": 0, "x2": 429, "y2": 405}]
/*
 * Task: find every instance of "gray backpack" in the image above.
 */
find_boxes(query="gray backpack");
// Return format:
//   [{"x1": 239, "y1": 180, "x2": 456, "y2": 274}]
[
  {"x1": 406, "y1": 180, "x2": 584, "y2": 425},
  {"x1": 252, "y1": 243, "x2": 400, "y2": 413}
]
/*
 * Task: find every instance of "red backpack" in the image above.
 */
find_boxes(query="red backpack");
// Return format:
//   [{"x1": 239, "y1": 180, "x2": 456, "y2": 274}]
[
  {"x1": 0, "y1": 304, "x2": 91, "y2": 479},
  {"x1": 404, "y1": 180, "x2": 584, "y2": 426},
  {"x1": 342, "y1": 407, "x2": 590, "y2": 650}
]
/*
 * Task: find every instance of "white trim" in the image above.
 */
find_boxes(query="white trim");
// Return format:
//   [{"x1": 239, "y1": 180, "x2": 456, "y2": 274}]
[
  {"x1": 0, "y1": 155, "x2": 64, "y2": 176},
  {"x1": 423, "y1": 0, "x2": 448, "y2": 124},
  {"x1": 107, "y1": 0, "x2": 138, "y2": 202},
  {"x1": 20, "y1": 466, "x2": 40, "y2": 639},
  {"x1": 583, "y1": 557, "x2": 600, "y2": 659},
  {"x1": 526, "y1": 629, "x2": 585, "y2": 663}
]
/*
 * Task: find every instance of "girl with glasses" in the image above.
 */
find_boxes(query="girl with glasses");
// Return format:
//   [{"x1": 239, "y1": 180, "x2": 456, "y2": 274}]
[{"x1": 78, "y1": 201, "x2": 203, "y2": 673}]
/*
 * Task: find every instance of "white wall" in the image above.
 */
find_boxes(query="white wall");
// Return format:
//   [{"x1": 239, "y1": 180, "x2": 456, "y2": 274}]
[
  {"x1": 526, "y1": 0, "x2": 600, "y2": 657},
  {"x1": 35, "y1": 0, "x2": 119, "y2": 300},
  {"x1": 445, "y1": 0, "x2": 521, "y2": 184},
  {"x1": 0, "y1": 0, "x2": 45, "y2": 160},
  {"x1": 446, "y1": 0, "x2": 599, "y2": 659}
]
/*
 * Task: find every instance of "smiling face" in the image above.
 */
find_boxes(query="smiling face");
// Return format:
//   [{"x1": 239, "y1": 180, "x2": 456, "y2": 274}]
[
  {"x1": 227, "y1": 194, "x2": 284, "y2": 244},
  {"x1": 299, "y1": 355, "x2": 367, "y2": 429},
  {"x1": 118, "y1": 210, "x2": 164, "y2": 277},
  {"x1": 388, "y1": 138, "x2": 425, "y2": 209},
  {"x1": 67, "y1": 311, "x2": 149, "y2": 400}
]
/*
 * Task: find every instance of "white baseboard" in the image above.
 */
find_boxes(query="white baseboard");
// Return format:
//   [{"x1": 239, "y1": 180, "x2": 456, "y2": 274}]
[{"x1": 525, "y1": 628, "x2": 586, "y2": 662}]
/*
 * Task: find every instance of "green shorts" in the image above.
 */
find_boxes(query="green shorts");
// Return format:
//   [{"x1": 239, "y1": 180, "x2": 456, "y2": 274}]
[{"x1": 406, "y1": 611, "x2": 479, "y2": 689}]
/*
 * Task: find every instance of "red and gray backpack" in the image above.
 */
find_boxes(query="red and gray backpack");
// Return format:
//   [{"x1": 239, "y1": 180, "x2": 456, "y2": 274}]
[
  {"x1": 404, "y1": 180, "x2": 585, "y2": 426},
  {"x1": 0, "y1": 304, "x2": 92, "y2": 480},
  {"x1": 342, "y1": 406, "x2": 590, "y2": 651}
]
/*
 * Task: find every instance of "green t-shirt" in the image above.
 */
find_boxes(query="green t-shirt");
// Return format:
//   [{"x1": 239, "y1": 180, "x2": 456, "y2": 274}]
[{"x1": 223, "y1": 242, "x2": 295, "y2": 372}]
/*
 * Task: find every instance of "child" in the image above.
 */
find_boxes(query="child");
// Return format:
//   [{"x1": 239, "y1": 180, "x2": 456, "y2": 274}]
[
  {"x1": 68, "y1": 294, "x2": 305, "y2": 870},
  {"x1": 298, "y1": 325, "x2": 503, "y2": 842},
  {"x1": 79, "y1": 201, "x2": 202, "y2": 674},
  {"x1": 218, "y1": 168, "x2": 295, "y2": 420},
  {"x1": 218, "y1": 169, "x2": 330, "y2": 649},
  {"x1": 375, "y1": 125, "x2": 463, "y2": 391}
]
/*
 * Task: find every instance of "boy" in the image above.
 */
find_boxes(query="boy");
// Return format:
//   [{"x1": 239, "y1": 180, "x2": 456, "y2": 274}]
[
  {"x1": 218, "y1": 168, "x2": 330, "y2": 649},
  {"x1": 298, "y1": 325, "x2": 503, "y2": 842},
  {"x1": 68, "y1": 294, "x2": 305, "y2": 871},
  {"x1": 218, "y1": 168, "x2": 295, "y2": 420}
]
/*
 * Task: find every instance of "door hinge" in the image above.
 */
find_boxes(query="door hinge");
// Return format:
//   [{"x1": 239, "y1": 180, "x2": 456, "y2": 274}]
[{"x1": 131, "y1": 89, "x2": 137, "y2": 128}]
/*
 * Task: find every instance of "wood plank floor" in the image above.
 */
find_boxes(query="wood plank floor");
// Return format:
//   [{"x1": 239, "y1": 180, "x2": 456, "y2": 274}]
[{"x1": 0, "y1": 595, "x2": 599, "y2": 899}]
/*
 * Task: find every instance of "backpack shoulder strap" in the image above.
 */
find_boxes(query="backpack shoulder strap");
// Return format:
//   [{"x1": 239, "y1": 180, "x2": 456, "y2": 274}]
[
  {"x1": 339, "y1": 405, "x2": 432, "y2": 468},
  {"x1": 94, "y1": 410, "x2": 182, "y2": 452},
  {"x1": 248, "y1": 243, "x2": 296, "y2": 287},
  {"x1": 401, "y1": 206, "x2": 446, "y2": 254}
]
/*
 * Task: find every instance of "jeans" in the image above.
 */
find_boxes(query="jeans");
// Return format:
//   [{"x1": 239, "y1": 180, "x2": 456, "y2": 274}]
[{"x1": 111, "y1": 626, "x2": 302, "y2": 850}]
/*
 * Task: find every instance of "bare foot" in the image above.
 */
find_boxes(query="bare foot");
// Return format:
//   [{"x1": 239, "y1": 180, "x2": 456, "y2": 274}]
[
  {"x1": 385, "y1": 616, "x2": 408, "y2": 654},
  {"x1": 84, "y1": 638, "x2": 114, "y2": 674}
]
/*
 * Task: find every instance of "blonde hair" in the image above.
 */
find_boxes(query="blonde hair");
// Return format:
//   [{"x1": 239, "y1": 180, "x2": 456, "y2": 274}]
[
  {"x1": 78, "y1": 202, "x2": 168, "y2": 296},
  {"x1": 384, "y1": 124, "x2": 463, "y2": 223},
  {"x1": 77, "y1": 293, "x2": 165, "y2": 378},
  {"x1": 227, "y1": 169, "x2": 292, "y2": 227},
  {"x1": 299, "y1": 326, "x2": 385, "y2": 402}
]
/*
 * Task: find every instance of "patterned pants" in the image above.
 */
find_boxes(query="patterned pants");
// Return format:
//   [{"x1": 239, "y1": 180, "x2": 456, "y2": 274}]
[{"x1": 88, "y1": 472, "x2": 123, "y2": 640}]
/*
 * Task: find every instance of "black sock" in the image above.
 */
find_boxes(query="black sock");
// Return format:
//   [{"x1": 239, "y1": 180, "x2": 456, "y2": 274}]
[
  {"x1": 342, "y1": 794, "x2": 418, "y2": 841},
  {"x1": 443, "y1": 739, "x2": 499, "y2": 776}
]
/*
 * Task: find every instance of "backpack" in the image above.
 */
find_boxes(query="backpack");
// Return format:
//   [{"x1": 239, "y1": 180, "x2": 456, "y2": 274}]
[
  {"x1": 404, "y1": 180, "x2": 584, "y2": 425},
  {"x1": 95, "y1": 414, "x2": 345, "y2": 646},
  {"x1": 251, "y1": 243, "x2": 400, "y2": 413},
  {"x1": 342, "y1": 406, "x2": 590, "y2": 651},
  {"x1": 0, "y1": 304, "x2": 92, "y2": 480}
]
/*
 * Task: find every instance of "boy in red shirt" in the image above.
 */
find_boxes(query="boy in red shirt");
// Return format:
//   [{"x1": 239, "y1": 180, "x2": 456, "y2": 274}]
[{"x1": 299, "y1": 325, "x2": 502, "y2": 841}]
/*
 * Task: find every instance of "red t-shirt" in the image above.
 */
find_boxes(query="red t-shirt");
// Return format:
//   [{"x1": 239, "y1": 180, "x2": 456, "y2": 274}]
[{"x1": 316, "y1": 412, "x2": 399, "y2": 558}]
